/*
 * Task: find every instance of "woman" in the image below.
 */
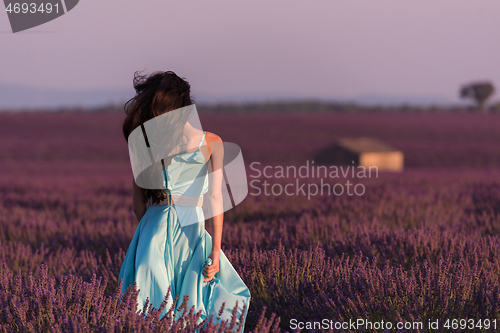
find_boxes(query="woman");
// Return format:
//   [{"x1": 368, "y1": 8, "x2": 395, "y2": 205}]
[{"x1": 118, "y1": 70, "x2": 251, "y2": 331}]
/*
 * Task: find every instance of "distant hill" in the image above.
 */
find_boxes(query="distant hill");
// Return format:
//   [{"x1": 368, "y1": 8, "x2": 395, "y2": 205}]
[
  {"x1": 0, "y1": 81, "x2": 468, "y2": 112},
  {"x1": 0, "y1": 82, "x2": 134, "y2": 111}
]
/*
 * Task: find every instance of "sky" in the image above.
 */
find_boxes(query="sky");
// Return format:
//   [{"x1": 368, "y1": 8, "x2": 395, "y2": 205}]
[{"x1": 1, "y1": 0, "x2": 499, "y2": 109}]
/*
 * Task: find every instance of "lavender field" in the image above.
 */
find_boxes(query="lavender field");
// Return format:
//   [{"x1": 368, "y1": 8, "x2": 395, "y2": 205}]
[{"x1": 1, "y1": 110, "x2": 500, "y2": 332}]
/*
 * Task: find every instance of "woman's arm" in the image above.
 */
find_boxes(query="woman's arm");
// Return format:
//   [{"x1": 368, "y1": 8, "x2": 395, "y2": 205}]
[
  {"x1": 132, "y1": 177, "x2": 147, "y2": 223},
  {"x1": 203, "y1": 133, "x2": 224, "y2": 282}
]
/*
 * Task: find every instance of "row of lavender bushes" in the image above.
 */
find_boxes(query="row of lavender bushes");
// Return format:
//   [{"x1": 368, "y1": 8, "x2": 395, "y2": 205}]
[
  {"x1": 0, "y1": 262, "x2": 280, "y2": 333},
  {"x1": 1, "y1": 162, "x2": 500, "y2": 332},
  {"x1": 2, "y1": 238, "x2": 499, "y2": 332}
]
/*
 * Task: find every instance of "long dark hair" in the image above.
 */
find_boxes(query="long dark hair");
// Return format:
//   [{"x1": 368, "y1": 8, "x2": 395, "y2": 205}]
[{"x1": 123, "y1": 70, "x2": 195, "y2": 205}]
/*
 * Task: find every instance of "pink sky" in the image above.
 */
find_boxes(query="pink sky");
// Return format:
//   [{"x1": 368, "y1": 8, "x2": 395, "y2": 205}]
[{"x1": 1, "y1": 0, "x2": 499, "y2": 108}]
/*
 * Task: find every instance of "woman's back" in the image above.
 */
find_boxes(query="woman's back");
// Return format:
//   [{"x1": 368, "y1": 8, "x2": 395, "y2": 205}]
[{"x1": 162, "y1": 130, "x2": 209, "y2": 197}]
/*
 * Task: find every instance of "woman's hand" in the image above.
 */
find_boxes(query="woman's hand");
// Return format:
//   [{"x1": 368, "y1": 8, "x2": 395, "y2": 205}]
[{"x1": 203, "y1": 251, "x2": 220, "y2": 282}]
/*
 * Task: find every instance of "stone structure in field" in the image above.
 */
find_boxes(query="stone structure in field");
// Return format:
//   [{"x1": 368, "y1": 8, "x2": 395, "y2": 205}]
[{"x1": 314, "y1": 137, "x2": 404, "y2": 172}]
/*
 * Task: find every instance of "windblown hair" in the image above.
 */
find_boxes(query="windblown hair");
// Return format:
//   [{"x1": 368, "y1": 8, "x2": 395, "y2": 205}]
[{"x1": 122, "y1": 70, "x2": 195, "y2": 205}]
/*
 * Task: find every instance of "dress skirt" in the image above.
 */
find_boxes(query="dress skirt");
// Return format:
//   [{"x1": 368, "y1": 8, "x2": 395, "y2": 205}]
[{"x1": 118, "y1": 204, "x2": 251, "y2": 331}]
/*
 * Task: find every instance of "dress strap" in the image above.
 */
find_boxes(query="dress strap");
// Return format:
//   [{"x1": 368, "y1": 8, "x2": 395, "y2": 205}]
[
  {"x1": 161, "y1": 161, "x2": 169, "y2": 193},
  {"x1": 198, "y1": 131, "x2": 207, "y2": 149}
]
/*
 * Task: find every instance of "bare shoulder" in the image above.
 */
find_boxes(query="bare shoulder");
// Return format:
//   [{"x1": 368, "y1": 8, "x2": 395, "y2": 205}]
[
  {"x1": 203, "y1": 132, "x2": 223, "y2": 162},
  {"x1": 204, "y1": 131, "x2": 222, "y2": 143}
]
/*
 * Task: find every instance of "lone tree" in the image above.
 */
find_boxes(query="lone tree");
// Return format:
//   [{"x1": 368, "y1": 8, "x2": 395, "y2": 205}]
[{"x1": 460, "y1": 81, "x2": 495, "y2": 113}]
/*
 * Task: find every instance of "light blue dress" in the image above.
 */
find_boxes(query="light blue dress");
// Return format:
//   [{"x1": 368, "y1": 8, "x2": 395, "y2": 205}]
[{"x1": 118, "y1": 131, "x2": 251, "y2": 331}]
